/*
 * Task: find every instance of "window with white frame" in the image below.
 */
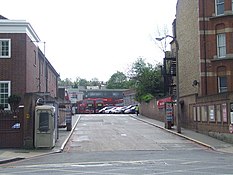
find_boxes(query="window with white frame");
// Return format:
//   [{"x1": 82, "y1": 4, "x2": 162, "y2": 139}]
[
  {"x1": 217, "y1": 33, "x2": 226, "y2": 58},
  {"x1": 0, "y1": 39, "x2": 11, "y2": 58},
  {"x1": 216, "y1": 0, "x2": 224, "y2": 16},
  {"x1": 0, "y1": 81, "x2": 11, "y2": 110},
  {"x1": 218, "y1": 76, "x2": 227, "y2": 93}
]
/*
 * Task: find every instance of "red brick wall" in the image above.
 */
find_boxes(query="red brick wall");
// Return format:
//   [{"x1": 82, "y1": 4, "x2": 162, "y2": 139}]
[
  {"x1": 199, "y1": 0, "x2": 233, "y2": 96},
  {"x1": 26, "y1": 35, "x2": 40, "y2": 93},
  {"x1": 0, "y1": 33, "x2": 58, "y2": 98},
  {"x1": 140, "y1": 98, "x2": 165, "y2": 122},
  {"x1": 46, "y1": 68, "x2": 57, "y2": 97},
  {"x1": 0, "y1": 33, "x2": 27, "y2": 96}
]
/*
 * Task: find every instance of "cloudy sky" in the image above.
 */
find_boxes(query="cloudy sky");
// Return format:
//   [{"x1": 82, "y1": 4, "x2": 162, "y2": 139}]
[{"x1": 1, "y1": 0, "x2": 177, "y2": 81}]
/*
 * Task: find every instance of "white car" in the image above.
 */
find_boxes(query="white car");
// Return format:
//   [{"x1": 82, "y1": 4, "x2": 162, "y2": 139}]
[
  {"x1": 105, "y1": 107, "x2": 117, "y2": 114},
  {"x1": 111, "y1": 107, "x2": 124, "y2": 114},
  {"x1": 99, "y1": 106, "x2": 113, "y2": 113},
  {"x1": 124, "y1": 106, "x2": 136, "y2": 114}
]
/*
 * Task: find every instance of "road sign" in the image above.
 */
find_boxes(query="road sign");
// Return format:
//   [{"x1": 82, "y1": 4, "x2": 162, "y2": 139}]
[{"x1": 165, "y1": 102, "x2": 173, "y2": 122}]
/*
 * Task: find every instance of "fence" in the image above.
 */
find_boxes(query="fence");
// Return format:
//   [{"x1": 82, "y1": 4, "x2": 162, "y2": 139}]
[{"x1": 0, "y1": 108, "x2": 24, "y2": 148}]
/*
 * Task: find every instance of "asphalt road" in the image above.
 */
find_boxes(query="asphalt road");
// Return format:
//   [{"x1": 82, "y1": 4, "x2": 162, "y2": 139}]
[{"x1": 1, "y1": 114, "x2": 233, "y2": 175}]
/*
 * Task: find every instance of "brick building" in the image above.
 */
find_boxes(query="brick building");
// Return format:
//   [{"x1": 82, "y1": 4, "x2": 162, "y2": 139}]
[
  {"x1": 175, "y1": 0, "x2": 233, "y2": 142},
  {"x1": 0, "y1": 15, "x2": 59, "y2": 109},
  {"x1": 0, "y1": 15, "x2": 60, "y2": 148}
]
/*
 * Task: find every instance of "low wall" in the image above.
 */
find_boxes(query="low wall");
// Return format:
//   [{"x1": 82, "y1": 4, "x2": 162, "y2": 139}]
[
  {"x1": 139, "y1": 93, "x2": 233, "y2": 144},
  {"x1": 140, "y1": 98, "x2": 165, "y2": 122}
]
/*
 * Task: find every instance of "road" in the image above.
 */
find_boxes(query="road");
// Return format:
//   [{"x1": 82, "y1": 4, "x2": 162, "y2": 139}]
[{"x1": 1, "y1": 114, "x2": 233, "y2": 174}]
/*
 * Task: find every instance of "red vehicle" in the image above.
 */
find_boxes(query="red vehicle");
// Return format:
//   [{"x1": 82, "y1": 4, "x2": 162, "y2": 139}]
[
  {"x1": 77, "y1": 98, "x2": 94, "y2": 114},
  {"x1": 77, "y1": 98, "x2": 124, "y2": 114},
  {"x1": 95, "y1": 98, "x2": 104, "y2": 113},
  {"x1": 114, "y1": 98, "x2": 124, "y2": 106},
  {"x1": 78, "y1": 103, "x2": 85, "y2": 114},
  {"x1": 85, "y1": 99, "x2": 95, "y2": 113}
]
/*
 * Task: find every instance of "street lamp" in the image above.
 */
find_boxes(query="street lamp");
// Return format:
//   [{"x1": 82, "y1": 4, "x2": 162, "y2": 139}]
[{"x1": 156, "y1": 35, "x2": 181, "y2": 133}]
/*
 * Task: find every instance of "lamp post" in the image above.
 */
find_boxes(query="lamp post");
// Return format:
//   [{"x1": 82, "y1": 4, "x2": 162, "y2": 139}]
[{"x1": 156, "y1": 35, "x2": 181, "y2": 133}]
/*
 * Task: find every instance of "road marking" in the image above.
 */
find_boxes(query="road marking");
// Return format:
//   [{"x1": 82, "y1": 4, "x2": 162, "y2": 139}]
[{"x1": 181, "y1": 161, "x2": 201, "y2": 165}]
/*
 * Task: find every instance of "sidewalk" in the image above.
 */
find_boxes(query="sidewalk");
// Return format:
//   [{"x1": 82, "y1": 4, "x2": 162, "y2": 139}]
[
  {"x1": 131, "y1": 114, "x2": 233, "y2": 154},
  {"x1": 1, "y1": 114, "x2": 233, "y2": 165},
  {"x1": 0, "y1": 115, "x2": 81, "y2": 165}
]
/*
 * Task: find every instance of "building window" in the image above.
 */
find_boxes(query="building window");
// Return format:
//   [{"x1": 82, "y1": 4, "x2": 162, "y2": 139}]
[
  {"x1": 218, "y1": 76, "x2": 227, "y2": 93},
  {"x1": 39, "y1": 112, "x2": 49, "y2": 132},
  {"x1": 34, "y1": 50, "x2": 37, "y2": 65},
  {"x1": 208, "y1": 105, "x2": 215, "y2": 122},
  {"x1": 0, "y1": 39, "x2": 11, "y2": 58},
  {"x1": 232, "y1": 0, "x2": 233, "y2": 11},
  {"x1": 217, "y1": 33, "x2": 226, "y2": 58},
  {"x1": 201, "y1": 106, "x2": 208, "y2": 122},
  {"x1": 216, "y1": 0, "x2": 224, "y2": 16},
  {"x1": 0, "y1": 81, "x2": 11, "y2": 110}
]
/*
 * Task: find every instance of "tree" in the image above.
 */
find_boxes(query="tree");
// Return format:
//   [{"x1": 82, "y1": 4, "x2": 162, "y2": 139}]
[
  {"x1": 90, "y1": 78, "x2": 100, "y2": 86},
  {"x1": 78, "y1": 78, "x2": 89, "y2": 87},
  {"x1": 106, "y1": 71, "x2": 129, "y2": 89},
  {"x1": 129, "y1": 57, "x2": 163, "y2": 102},
  {"x1": 58, "y1": 78, "x2": 73, "y2": 87}
]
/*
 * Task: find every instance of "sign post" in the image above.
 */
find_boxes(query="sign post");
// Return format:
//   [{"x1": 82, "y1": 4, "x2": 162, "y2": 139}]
[
  {"x1": 229, "y1": 103, "x2": 233, "y2": 133},
  {"x1": 165, "y1": 102, "x2": 174, "y2": 129}
]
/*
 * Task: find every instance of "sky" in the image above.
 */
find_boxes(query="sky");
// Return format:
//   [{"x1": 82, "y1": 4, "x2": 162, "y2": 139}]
[{"x1": 1, "y1": 0, "x2": 177, "y2": 82}]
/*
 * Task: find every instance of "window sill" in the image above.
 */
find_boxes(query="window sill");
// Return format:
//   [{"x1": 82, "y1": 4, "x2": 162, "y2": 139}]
[
  {"x1": 210, "y1": 13, "x2": 233, "y2": 20},
  {"x1": 212, "y1": 55, "x2": 233, "y2": 61},
  {"x1": 0, "y1": 57, "x2": 11, "y2": 59}
]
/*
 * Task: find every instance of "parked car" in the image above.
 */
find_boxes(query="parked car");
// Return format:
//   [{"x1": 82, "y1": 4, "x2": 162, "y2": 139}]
[
  {"x1": 124, "y1": 106, "x2": 136, "y2": 114},
  {"x1": 118, "y1": 106, "x2": 128, "y2": 114},
  {"x1": 105, "y1": 107, "x2": 117, "y2": 114},
  {"x1": 122, "y1": 105, "x2": 135, "y2": 114},
  {"x1": 112, "y1": 106, "x2": 125, "y2": 114},
  {"x1": 99, "y1": 106, "x2": 113, "y2": 114}
]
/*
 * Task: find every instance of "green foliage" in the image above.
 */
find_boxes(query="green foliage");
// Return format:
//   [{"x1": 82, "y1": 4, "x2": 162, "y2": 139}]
[
  {"x1": 129, "y1": 57, "x2": 163, "y2": 103},
  {"x1": 106, "y1": 71, "x2": 130, "y2": 89},
  {"x1": 78, "y1": 78, "x2": 89, "y2": 87},
  {"x1": 58, "y1": 78, "x2": 73, "y2": 87},
  {"x1": 8, "y1": 94, "x2": 21, "y2": 110},
  {"x1": 58, "y1": 77, "x2": 101, "y2": 88},
  {"x1": 142, "y1": 93, "x2": 154, "y2": 103},
  {"x1": 58, "y1": 56, "x2": 163, "y2": 103},
  {"x1": 8, "y1": 94, "x2": 21, "y2": 104},
  {"x1": 89, "y1": 78, "x2": 100, "y2": 86}
]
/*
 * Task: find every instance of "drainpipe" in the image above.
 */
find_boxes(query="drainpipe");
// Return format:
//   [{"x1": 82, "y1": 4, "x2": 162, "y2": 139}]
[{"x1": 203, "y1": 0, "x2": 208, "y2": 95}]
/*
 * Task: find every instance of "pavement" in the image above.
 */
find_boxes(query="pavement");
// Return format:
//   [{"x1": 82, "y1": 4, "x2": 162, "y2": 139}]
[
  {"x1": 0, "y1": 115, "x2": 81, "y2": 165},
  {"x1": 1, "y1": 114, "x2": 233, "y2": 165}
]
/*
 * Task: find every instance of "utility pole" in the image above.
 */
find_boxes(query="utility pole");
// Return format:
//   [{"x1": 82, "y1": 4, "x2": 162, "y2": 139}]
[{"x1": 156, "y1": 35, "x2": 181, "y2": 133}]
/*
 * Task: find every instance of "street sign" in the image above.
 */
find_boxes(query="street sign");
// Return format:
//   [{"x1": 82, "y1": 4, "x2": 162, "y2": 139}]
[{"x1": 165, "y1": 102, "x2": 173, "y2": 122}]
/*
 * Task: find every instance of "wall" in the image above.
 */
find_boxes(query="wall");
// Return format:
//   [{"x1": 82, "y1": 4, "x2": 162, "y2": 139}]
[
  {"x1": 176, "y1": 0, "x2": 200, "y2": 97},
  {"x1": 189, "y1": 92, "x2": 233, "y2": 143},
  {"x1": 175, "y1": 0, "x2": 201, "y2": 129},
  {"x1": 140, "y1": 98, "x2": 165, "y2": 122},
  {"x1": 0, "y1": 33, "x2": 27, "y2": 96},
  {"x1": 139, "y1": 93, "x2": 233, "y2": 144},
  {"x1": 0, "y1": 108, "x2": 24, "y2": 148},
  {"x1": 26, "y1": 35, "x2": 40, "y2": 93}
]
